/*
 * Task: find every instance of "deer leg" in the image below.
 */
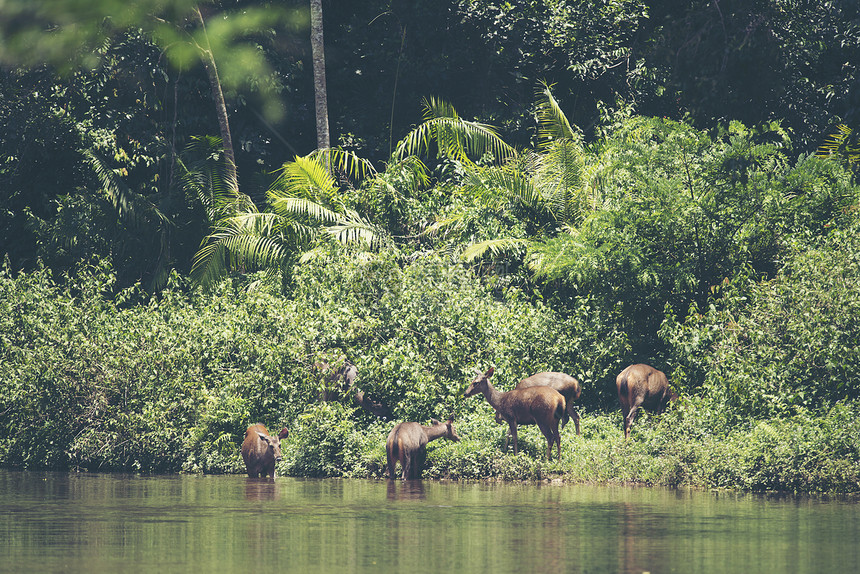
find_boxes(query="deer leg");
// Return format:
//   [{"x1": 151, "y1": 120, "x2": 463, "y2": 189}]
[
  {"x1": 398, "y1": 452, "x2": 408, "y2": 480},
  {"x1": 386, "y1": 445, "x2": 396, "y2": 480},
  {"x1": 538, "y1": 421, "x2": 560, "y2": 462},
  {"x1": 545, "y1": 428, "x2": 554, "y2": 461},
  {"x1": 624, "y1": 405, "x2": 639, "y2": 439},
  {"x1": 403, "y1": 452, "x2": 413, "y2": 480},
  {"x1": 509, "y1": 423, "x2": 519, "y2": 455},
  {"x1": 570, "y1": 408, "x2": 581, "y2": 436},
  {"x1": 620, "y1": 405, "x2": 631, "y2": 438}
]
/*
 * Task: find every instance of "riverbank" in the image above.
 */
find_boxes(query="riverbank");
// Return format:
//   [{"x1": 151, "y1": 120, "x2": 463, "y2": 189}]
[
  {"x1": 2, "y1": 258, "x2": 860, "y2": 494},
  {"x1": 271, "y1": 406, "x2": 860, "y2": 494}
]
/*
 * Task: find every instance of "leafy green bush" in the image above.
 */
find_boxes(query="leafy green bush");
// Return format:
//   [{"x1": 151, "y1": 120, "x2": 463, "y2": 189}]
[
  {"x1": 288, "y1": 247, "x2": 628, "y2": 414},
  {"x1": 2, "y1": 225, "x2": 860, "y2": 492},
  {"x1": 281, "y1": 402, "x2": 377, "y2": 478},
  {"x1": 663, "y1": 220, "x2": 860, "y2": 420},
  {"x1": 0, "y1": 248, "x2": 625, "y2": 474},
  {"x1": 530, "y1": 118, "x2": 860, "y2": 359}
]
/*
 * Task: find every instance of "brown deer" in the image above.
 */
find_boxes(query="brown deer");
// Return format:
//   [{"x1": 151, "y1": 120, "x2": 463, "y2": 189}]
[
  {"x1": 616, "y1": 363, "x2": 678, "y2": 439},
  {"x1": 353, "y1": 388, "x2": 393, "y2": 420},
  {"x1": 241, "y1": 423, "x2": 290, "y2": 478},
  {"x1": 386, "y1": 418, "x2": 460, "y2": 480},
  {"x1": 465, "y1": 367, "x2": 565, "y2": 461},
  {"x1": 312, "y1": 358, "x2": 355, "y2": 402},
  {"x1": 500, "y1": 372, "x2": 582, "y2": 435},
  {"x1": 314, "y1": 359, "x2": 393, "y2": 420}
]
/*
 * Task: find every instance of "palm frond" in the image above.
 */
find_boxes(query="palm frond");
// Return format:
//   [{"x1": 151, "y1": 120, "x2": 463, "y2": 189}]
[
  {"x1": 394, "y1": 97, "x2": 514, "y2": 164},
  {"x1": 178, "y1": 136, "x2": 257, "y2": 221},
  {"x1": 191, "y1": 233, "x2": 287, "y2": 288},
  {"x1": 393, "y1": 120, "x2": 436, "y2": 162},
  {"x1": 817, "y1": 124, "x2": 860, "y2": 170},
  {"x1": 191, "y1": 212, "x2": 290, "y2": 288},
  {"x1": 271, "y1": 154, "x2": 339, "y2": 205},
  {"x1": 267, "y1": 195, "x2": 343, "y2": 225},
  {"x1": 324, "y1": 210, "x2": 388, "y2": 250},
  {"x1": 85, "y1": 149, "x2": 171, "y2": 227},
  {"x1": 422, "y1": 213, "x2": 467, "y2": 236},
  {"x1": 536, "y1": 81, "x2": 578, "y2": 150},
  {"x1": 423, "y1": 96, "x2": 460, "y2": 121},
  {"x1": 383, "y1": 155, "x2": 431, "y2": 191},
  {"x1": 311, "y1": 147, "x2": 378, "y2": 181},
  {"x1": 464, "y1": 166, "x2": 544, "y2": 214},
  {"x1": 816, "y1": 124, "x2": 852, "y2": 157},
  {"x1": 535, "y1": 139, "x2": 586, "y2": 222},
  {"x1": 461, "y1": 237, "x2": 528, "y2": 263}
]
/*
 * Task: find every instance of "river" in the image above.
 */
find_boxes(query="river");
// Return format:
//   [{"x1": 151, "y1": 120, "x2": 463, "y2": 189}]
[{"x1": 1, "y1": 470, "x2": 858, "y2": 573}]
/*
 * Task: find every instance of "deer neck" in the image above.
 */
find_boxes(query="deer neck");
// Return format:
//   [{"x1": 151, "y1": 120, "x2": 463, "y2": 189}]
[
  {"x1": 423, "y1": 424, "x2": 448, "y2": 442},
  {"x1": 479, "y1": 380, "x2": 505, "y2": 411}
]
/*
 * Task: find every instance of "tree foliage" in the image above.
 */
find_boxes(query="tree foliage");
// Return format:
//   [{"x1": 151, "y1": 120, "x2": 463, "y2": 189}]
[
  {"x1": 527, "y1": 116, "x2": 859, "y2": 356},
  {"x1": 662, "y1": 222, "x2": 860, "y2": 420}
]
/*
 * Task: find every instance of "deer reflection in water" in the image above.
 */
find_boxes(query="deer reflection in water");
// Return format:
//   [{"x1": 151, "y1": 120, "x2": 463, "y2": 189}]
[
  {"x1": 386, "y1": 479, "x2": 426, "y2": 501},
  {"x1": 243, "y1": 479, "x2": 279, "y2": 501}
]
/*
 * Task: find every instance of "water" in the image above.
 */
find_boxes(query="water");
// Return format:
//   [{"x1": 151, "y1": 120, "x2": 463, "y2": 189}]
[{"x1": 1, "y1": 470, "x2": 858, "y2": 573}]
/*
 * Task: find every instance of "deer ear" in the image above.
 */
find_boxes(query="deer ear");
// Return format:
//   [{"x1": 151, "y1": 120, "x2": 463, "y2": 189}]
[
  {"x1": 430, "y1": 418, "x2": 440, "y2": 425},
  {"x1": 277, "y1": 428, "x2": 290, "y2": 439},
  {"x1": 486, "y1": 367, "x2": 495, "y2": 377}
]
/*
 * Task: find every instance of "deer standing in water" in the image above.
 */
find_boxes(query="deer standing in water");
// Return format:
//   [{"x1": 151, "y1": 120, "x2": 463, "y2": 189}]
[
  {"x1": 241, "y1": 423, "x2": 289, "y2": 478},
  {"x1": 386, "y1": 418, "x2": 460, "y2": 480}
]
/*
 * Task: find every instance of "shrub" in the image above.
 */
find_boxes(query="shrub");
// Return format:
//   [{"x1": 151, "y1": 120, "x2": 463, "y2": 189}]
[{"x1": 663, "y1": 220, "x2": 860, "y2": 420}]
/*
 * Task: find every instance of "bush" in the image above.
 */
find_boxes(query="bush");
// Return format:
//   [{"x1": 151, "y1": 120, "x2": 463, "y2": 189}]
[
  {"x1": 662, "y1": 220, "x2": 860, "y2": 420},
  {"x1": 3, "y1": 246, "x2": 859, "y2": 493}
]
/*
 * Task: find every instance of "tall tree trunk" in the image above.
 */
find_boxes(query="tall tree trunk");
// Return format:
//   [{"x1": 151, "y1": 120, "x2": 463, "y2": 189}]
[
  {"x1": 310, "y1": 0, "x2": 330, "y2": 150},
  {"x1": 196, "y1": 5, "x2": 239, "y2": 194}
]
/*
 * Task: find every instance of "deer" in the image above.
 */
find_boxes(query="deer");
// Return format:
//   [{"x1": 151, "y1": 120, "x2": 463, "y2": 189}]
[
  {"x1": 386, "y1": 417, "x2": 460, "y2": 480},
  {"x1": 314, "y1": 359, "x2": 393, "y2": 420},
  {"x1": 465, "y1": 367, "x2": 565, "y2": 461},
  {"x1": 495, "y1": 371, "x2": 582, "y2": 435},
  {"x1": 616, "y1": 363, "x2": 678, "y2": 439},
  {"x1": 241, "y1": 423, "x2": 290, "y2": 478},
  {"x1": 312, "y1": 357, "x2": 355, "y2": 402},
  {"x1": 353, "y1": 388, "x2": 393, "y2": 420}
]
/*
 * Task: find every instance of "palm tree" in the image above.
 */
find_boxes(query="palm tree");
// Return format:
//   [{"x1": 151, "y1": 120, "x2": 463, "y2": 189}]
[
  {"x1": 190, "y1": 148, "x2": 386, "y2": 288},
  {"x1": 190, "y1": 94, "x2": 543, "y2": 289},
  {"x1": 420, "y1": 85, "x2": 597, "y2": 264},
  {"x1": 310, "y1": 0, "x2": 330, "y2": 150},
  {"x1": 194, "y1": 4, "x2": 239, "y2": 193}
]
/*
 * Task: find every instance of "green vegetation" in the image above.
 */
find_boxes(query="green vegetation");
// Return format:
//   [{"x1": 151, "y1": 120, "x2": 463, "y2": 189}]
[{"x1": 2, "y1": 1, "x2": 860, "y2": 492}]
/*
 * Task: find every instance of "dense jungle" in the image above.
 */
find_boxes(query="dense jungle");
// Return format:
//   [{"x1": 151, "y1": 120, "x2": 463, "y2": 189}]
[{"x1": 1, "y1": 0, "x2": 860, "y2": 492}]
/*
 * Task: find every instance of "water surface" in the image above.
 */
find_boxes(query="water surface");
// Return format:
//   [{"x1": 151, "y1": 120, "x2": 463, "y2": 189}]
[{"x1": 1, "y1": 470, "x2": 858, "y2": 573}]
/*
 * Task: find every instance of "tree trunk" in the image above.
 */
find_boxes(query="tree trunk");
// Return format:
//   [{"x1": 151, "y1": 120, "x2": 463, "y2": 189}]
[
  {"x1": 310, "y1": 0, "x2": 330, "y2": 150},
  {"x1": 196, "y1": 5, "x2": 239, "y2": 194}
]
